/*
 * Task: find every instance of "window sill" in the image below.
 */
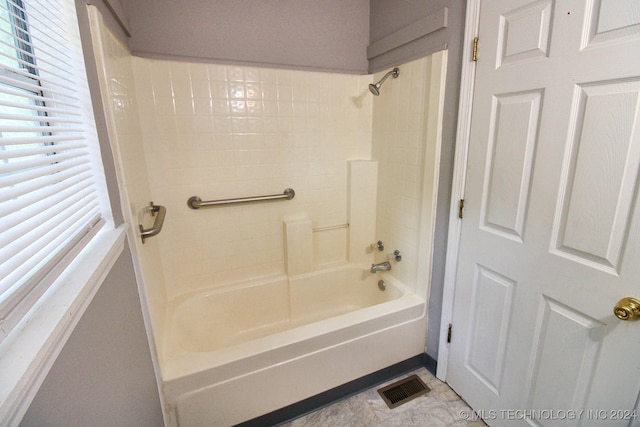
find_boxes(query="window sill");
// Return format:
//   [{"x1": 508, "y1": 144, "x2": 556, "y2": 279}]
[{"x1": 0, "y1": 224, "x2": 127, "y2": 427}]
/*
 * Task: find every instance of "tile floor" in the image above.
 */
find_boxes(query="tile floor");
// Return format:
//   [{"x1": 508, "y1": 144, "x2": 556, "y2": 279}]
[{"x1": 279, "y1": 368, "x2": 487, "y2": 427}]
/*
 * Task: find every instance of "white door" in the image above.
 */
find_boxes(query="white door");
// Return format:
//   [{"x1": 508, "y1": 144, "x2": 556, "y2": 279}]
[{"x1": 447, "y1": 0, "x2": 640, "y2": 425}]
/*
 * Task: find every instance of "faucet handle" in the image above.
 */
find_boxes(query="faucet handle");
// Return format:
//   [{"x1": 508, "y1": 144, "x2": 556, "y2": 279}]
[
  {"x1": 370, "y1": 240, "x2": 384, "y2": 251},
  {"x1": 391, "y1": 250, "x2": 402, "y2": 262}
]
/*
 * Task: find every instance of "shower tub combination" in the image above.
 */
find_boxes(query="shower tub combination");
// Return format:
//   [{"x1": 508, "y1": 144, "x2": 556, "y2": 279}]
[
  {"x1": 160, "y1": 264, "x2": 426, "y2": 426},
  {"x1": 87, "y1": 8, "x2": 442, "y2": 424}
]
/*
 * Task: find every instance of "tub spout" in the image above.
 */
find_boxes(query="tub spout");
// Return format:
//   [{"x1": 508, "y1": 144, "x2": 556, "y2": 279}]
[{"x1": 370, "y1": 261, "x2": 391, "y2": 273}]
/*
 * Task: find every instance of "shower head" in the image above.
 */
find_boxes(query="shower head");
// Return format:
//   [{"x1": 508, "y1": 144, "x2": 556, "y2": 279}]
[{"x1": 368, "y1": 67, "x2": 400, "y2": 96}]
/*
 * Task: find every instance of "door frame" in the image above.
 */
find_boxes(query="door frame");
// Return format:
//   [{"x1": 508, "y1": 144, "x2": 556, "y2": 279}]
[{"x1": 436, "y1": 0, "x2": 481, "y2": 381}]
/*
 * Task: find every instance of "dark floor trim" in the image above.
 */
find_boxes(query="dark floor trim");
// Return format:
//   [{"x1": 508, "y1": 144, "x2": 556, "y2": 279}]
[
  {"x1": 424, "y1": 353, "x2": 437, "y2": 376},
  {"x1": 235, "y1": 353, "x2": 437, "y2": 427}
]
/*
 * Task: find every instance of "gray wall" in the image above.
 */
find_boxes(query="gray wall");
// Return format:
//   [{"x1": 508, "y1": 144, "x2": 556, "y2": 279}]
[
  {"x1": 20, "y1": 244, "x2": 164, "y2": 427},
  {"x1": 123, "y1": 0, "x2": 370, "y2": 74},
  {"x1": 369, "y1": 0, "x2": 466, "y2": 361}
]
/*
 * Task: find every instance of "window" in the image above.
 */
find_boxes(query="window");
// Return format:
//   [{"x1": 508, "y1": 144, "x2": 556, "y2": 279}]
[{"x1": 0, "y1": 0, "x2": 111, "y2": 341}]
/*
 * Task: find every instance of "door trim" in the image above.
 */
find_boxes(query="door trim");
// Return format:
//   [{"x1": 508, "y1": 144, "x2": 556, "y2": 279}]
[{"x1": 436, "y1": 0, "x2": 481, "y2": 381}]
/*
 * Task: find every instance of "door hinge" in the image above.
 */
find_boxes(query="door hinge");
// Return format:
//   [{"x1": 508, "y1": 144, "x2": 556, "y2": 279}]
[
  {"x1": 472, "y1": 37, "x2": 479, "y2": 62},
  {"x1": 447, "y1": 323, "x2": 453, "y2": 343},
  {"x1": 458, "y1": 199, "x2": 464, "y2": 219}
]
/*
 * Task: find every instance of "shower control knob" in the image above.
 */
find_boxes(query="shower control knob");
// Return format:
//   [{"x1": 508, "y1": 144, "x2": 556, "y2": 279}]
[
  {"x1": 392, "y1": 250, "x2": 402, "y2": 262},
  {"x1": 371, "y1": 240, "x2": 384, "y2": 251}
]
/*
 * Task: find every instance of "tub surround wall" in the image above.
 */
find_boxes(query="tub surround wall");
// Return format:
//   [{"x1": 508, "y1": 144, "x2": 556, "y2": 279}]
[
  {"x1": 371, "y1": 53, "x2": 446, "y2": 296},
  {"x1": 417, "y1": 52, "x2": 448, "y2": 302},
  {"x1": 88, "y1": 9, "x2": 168, "y2": 354},
  {"x1": 131, "y1": 58, "x2": 373, "y2": 299},
  {"x1": 348, "y1": 160, "x2": 378, "y2": 263},
  {"x1": 283, "y1": 217, "x2": 313, "y2": 275},
  {"x1": 129, "y1": 55, "x2": 444, "y2": 302}
]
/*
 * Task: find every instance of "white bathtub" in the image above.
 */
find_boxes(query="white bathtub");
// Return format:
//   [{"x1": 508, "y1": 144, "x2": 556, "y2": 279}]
[{"x1": 161, "y1": 264, "x2": 426, "y2": 426}]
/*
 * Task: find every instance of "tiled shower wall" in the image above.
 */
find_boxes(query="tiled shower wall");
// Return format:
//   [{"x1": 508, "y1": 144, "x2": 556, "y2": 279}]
[{"x1": 131, "y1": 59, "x2": 374, "y2": 299}]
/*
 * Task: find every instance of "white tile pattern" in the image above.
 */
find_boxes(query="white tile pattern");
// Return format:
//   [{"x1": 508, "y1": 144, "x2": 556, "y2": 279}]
[{"x1": 132, "y1": 59, "x2": 374, "y2": 299}]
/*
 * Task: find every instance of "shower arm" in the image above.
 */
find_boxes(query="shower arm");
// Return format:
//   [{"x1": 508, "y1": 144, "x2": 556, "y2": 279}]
[
  {"x1": 376, "y1": 68, "x2": 399, "y2": 87},
  {"x1": 369, "y1": 67, "x2": 400, "y2": 95}
]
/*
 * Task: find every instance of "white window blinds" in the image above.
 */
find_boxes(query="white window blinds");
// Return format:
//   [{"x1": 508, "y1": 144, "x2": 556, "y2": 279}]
[{"x1": 0, "y1": 0, "x2": 110, "y2": 341}]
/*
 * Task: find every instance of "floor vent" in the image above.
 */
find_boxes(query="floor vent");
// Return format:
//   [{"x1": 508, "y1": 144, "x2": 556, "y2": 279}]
[{"x1": 377, "y1": 374, "x2": 430, "y2": 409}]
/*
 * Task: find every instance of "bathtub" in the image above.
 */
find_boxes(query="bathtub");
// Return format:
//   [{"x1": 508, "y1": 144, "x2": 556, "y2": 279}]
[{"x1": 161, "y1": 264, "x2": 426, "y2": 426}]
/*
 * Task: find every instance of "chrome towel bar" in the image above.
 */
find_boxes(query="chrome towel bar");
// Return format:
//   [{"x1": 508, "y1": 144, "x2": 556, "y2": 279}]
[
  {"x1": 139, "y1": 202, "x2": 166, "y2": 243},
  {"x1": 187, "y1": 188, "x2": 295, "y2": 209}
]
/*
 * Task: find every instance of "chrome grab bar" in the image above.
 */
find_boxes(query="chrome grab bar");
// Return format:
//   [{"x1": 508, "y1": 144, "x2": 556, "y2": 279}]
[
  {"x1": 139, "y1": 202, "x2": 166, "y2": 243},
  {"x1": 187, "y1": 188, "x2": 295, "y2": 209}
]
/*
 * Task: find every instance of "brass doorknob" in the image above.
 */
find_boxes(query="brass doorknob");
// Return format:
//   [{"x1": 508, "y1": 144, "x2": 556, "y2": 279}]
[{"x1": 613, "y1": 297, "x2": 640, "y2": 321}]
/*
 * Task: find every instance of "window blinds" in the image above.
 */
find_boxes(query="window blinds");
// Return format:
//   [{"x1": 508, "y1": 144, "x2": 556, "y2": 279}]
[{"x1": 0, "y1": 0, "x2": 109, "y2": 340}]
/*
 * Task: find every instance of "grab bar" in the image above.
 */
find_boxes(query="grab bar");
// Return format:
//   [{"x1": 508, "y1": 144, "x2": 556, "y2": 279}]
[
  {"x1": 187, "y1": 188, "x2": 295, "y2": 209},
  {"x1": 139, "y1": 202, "x2": 166, "y2": 243}
]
